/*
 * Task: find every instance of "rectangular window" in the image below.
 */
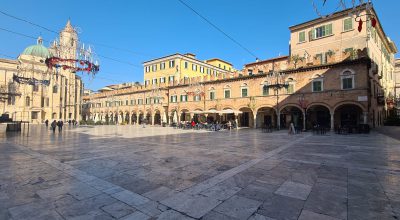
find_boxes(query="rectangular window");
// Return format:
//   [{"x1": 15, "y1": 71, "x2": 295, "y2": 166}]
[
  {"x1": 207, "y1": 68, "x2": 211, "y2": 75},
  {"x1": 311, "y1": 23, "x2": 333, "y2": 39},
  {"x1": 224, "y1": 90, "x2": 231, "y2": 98},
  {"x1": 184, "y1": 62, "x2": 188, "y2": 69},
  {"x1": 145, "y1": 98, "x2": 151, "y2": 104},
  {"x1": 160, "y1": 77, "x2": 165, "y2": 83},
  {"x1": 170, "y1": 95, "x2": 177, "y2": 103},
  {"x1": 312, "y1": 80, "x2": 323, "y2": 92},
  {"x1": 131, "y1": 99, "x2": 135, "y2": 105},
  {"x1": 287, "y1": 84, "x2": 294, "y2": 94},
  {"x1": 194, "y1": 95, "x2": 201, "y2": 101},
  {"x1": 180, "y1": 95, "x2": 188, "y2": 102},
  {"x1": 152, "y1": 78, "x2": 157, "y2": 84},
  {"x1": 262, "y1": 86, "x2": 269, "y2": 96},
  {"x1": 160, "y1": 62, "x2": 165, "y2": 70},
  {"x1": 41, "y1": 97, "x2": 45, "y2": 107},
  {"x1": 31, "y1": 112, "x2": 38, "y2": 119},
  {"x1": 7, "y1": 96, "x2": 15, "y2": 105},
  {"x1": 343, "y1": 18, "x2": 353, "y2": 31},
  {"x1": 200, "y1": 66, "x2": 204, "y2": 73},
  {"x1": 169, "y1": 60, "x2": 175, "y2": 68},
  {"x1": 258, "y1": 70, "x2": 264, "y2": 74},
  {"x1": 152, "y1": 64, "x2": 157, "y2": 72},
  {"x1": 299, "y1": 31, "x2": 306, "y2": 43},
  {"x1": 342, "y1": 77, "x2": 354, "y2": 89},
  {"x1": 192, "y1": 64, "x2": 197, "y2": 71},
  {"x1": 241, "y1": 88, "x2": 248, "y2": 97},
  {"x1": 209, "y1": 91, "x2": 215, "y2": 100},
  {"x1": 33, "y1": 84, "x2": 39, "y2": 92},
  {"x1": 169, "y1": 76, "x2": 175, "y2": 82},
  {"x1": 248, "y1": 70, "x2": 253, "y2": 76},
  {"x1": 46, "y1": 98, "x2": 49, "y2": 107},
  {"x1": 126, "y1": 100, "x2": 129, "y2": 105},
  {"x1": 138, "y1": 99, "x2": 143, "y2": 105}
]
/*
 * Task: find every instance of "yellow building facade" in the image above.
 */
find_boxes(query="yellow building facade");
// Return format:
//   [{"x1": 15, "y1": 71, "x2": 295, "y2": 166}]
[{"x1": 143, "y1": 53, "x2": 233, "y2": 86}]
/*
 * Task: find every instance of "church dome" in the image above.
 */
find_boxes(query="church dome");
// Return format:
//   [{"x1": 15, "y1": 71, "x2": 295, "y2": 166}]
[{"x1": 21, "y1": 37, "x2": 52, "y2": 58}]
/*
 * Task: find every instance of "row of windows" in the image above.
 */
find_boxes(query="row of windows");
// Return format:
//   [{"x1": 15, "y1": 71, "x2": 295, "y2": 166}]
[
  {"x1": 298, "y1": 17, "x2": 353, "y2": 43},
  {"x1": 7, "y1": 96, "x2": 50, "y2": 107},
  {"x1": 92, "y1": 72, "x2": 356, "y2": 108},
  {"x1": 144, "y1": 60, "x2": 222, "y2": 75},
  {"x1": 169, "y1": 73, "x2": 355, "y2": 102}
]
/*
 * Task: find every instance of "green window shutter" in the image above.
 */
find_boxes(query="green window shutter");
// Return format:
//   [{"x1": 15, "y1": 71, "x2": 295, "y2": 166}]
[{"x1": 308, "y1": 30, "x2": 313, "y2": 40}]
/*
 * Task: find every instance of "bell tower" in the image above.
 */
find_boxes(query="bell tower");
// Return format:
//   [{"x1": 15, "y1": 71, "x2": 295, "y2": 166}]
[{"x1": 59, "y1": 19, "x2": 78, "y2": 60}]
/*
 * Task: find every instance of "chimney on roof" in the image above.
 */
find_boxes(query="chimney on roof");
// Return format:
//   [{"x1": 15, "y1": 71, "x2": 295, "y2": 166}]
[{"x1": 185, "y1": 53, "x2": 196, "y2": 59}]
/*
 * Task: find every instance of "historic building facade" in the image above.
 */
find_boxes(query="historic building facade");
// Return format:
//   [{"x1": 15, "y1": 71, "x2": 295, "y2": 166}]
[
  {"x1": 143, "y1": 53, "x2": 233, "y2": 87},
  {"x1": 0, "y1": 21, "x2": 84, "y2": 123},
  {"x1": 84, "y1": 4, "x2": 397, "y2": 130}
]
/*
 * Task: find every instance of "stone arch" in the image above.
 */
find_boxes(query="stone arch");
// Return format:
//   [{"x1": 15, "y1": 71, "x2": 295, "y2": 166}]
[
  {"x1": 307, "y1": 102, "x2": 333, "y2": 113},
  {"x1": 333, "y1": 101, "x2": 366, "y2": 113},
  {"x1": 333, "y1": 102, "x2": 365, "y2": 131},
  {"x1": 306, "y1": 103, "x2": 332, "y2": 129},
  {"x1": 256, "y1": 106, "x2": 277, "y2": 128},
  {"x1": 279, "y1": 103, "x2": 304, "y2": 113},
  {"x1": 279, "y1": 104, "x2": 304, "y2": 129},
  {"x1": 238, "y1": 106, "x2": 254, "y2": 128}
]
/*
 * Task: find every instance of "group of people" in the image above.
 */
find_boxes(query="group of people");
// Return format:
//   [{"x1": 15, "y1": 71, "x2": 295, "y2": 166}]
[{"x1": 44, "y1": 119, "x2": 78, "y2": 133}]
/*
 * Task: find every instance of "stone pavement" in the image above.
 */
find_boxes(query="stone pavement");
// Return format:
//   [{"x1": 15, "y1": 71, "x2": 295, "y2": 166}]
[{"x1": 0, "y1": 125, "x2": 400, "y2": 219}]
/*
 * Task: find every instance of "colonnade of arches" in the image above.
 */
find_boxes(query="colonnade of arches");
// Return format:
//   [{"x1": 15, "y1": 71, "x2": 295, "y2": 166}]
[
  {"x1": 88, "y1": 101, "x2": 376, "y2": 130},
  {"x1": 89, "y1": 109, "x2": 163, "y2": 125}
]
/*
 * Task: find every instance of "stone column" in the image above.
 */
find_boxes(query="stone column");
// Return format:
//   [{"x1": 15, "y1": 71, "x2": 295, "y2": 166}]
[
  {"x1": 363, "y1": 111, "x2": 368, "y2": 124},
  {"x1": 253, "y1": 114, "x2": 257, "y2": 128},
  {"x1": 234, "y1": 113, "x2": 239, "y2": 129},
  {"x1": 136, "y1": 114, "x2": 140, "y2": 125},
  {"x1": 277, "y1": 111, "x2": 281, "y2": 130},
  {"x1": 303, "y1": 110, "x2": 306, "y2": 131},
  {"x1": 152, "y1": 114, "x2": 155, "y2": 125},
  {"x1": 330, "y1": 112, "x2": 334, "y2": 131},
  {"x1": 189, "y1": 113, "x2": 193, "y2": 121},
  {"x1": 128, "y1": 113, "x2": 132, "y2": 125}
]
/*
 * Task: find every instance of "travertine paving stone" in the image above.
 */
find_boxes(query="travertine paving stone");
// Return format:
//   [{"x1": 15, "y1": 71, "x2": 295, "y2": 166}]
[
  {"x1": 274, "y1": 181, "x2": 312, "y2": 200},
  {"x1": 214, "y1": 195, "x2": 262, "y2": 219},
  {"x1": 1, "y1": 125, "x2": 400, "y2": 219}
]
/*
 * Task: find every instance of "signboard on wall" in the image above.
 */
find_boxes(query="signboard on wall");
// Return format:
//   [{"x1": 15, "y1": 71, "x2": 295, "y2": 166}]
[{"x1": 357, "y1": 96, "x2": 368, "y2": 102}]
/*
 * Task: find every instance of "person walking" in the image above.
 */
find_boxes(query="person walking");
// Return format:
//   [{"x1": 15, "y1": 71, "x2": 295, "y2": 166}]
[
  {"x1": 45, "y1": 119, "x2": 49, "y2": 128},
  {"x1": 57, "y1": 120, "x2": 64, "y2": 133},
  {"x1": 51, "y1": 120, "x2": 57, "y2": 133}
]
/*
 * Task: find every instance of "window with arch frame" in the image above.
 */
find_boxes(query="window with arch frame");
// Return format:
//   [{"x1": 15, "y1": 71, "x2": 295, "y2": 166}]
[
  {"x1": 286, "y1": 78, "x2": 295, "y2": 94},
  {"x1": 341, "y1": 70, "x2": 355, "y2": 90},
  {"x1": 311, "y1": 74, "x2": 324, "y2": 92},
  {"x1": 262, "y1": 84, "x2": 269, "y2": 96}
]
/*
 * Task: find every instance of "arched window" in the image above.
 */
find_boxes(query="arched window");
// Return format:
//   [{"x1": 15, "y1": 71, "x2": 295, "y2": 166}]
[
  {"x1": 224, "y1": 85, "x2": 231, "y2": 99},
  {"x1": 341, "y1": 70, "x2": 355, "y2": 90},
  {"x1": 241, "y1": 83, "x2": 248, "y2": 97},
  {"x1": 25, "y1": 96, "x2": 30, "y2": 106},
  {"x1": 261, "y1": 81, "x2": 269, "y2": 96},
  {"x1": 311, "y1": 74, "x2": 324, "y2": 92},
  {"x1": 209, "y1": 87, "x2": 216, "y2": 100},
  {"x1": 286, "y1": 78, "x2": 295, "y2": 94}
]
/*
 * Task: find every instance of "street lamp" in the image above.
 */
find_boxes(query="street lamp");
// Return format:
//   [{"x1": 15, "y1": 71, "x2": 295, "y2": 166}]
[{"x1": 265, "y1": 71, "x2": 289, "y2": 130}]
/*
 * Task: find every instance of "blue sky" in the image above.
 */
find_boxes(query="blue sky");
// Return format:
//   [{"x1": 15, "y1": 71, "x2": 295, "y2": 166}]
[{"x1": 0, "y1": 0, "x2": 398, "y2": 90}]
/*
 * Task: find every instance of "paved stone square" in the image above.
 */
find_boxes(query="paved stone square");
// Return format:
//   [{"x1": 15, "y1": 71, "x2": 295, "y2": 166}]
[{"x1": 0, "y1": 125, "x2": 400, "y2": 219}]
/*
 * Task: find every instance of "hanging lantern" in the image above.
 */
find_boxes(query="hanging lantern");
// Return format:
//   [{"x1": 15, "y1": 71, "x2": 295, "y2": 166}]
[{"x1": 358, "y1": 19, "x2": 363, "y2": 32}]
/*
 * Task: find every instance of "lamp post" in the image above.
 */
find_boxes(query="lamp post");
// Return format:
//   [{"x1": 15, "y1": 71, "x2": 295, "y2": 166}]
[{"x1": 265, "y1": 71, "x2": 288, "y2": 130}]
